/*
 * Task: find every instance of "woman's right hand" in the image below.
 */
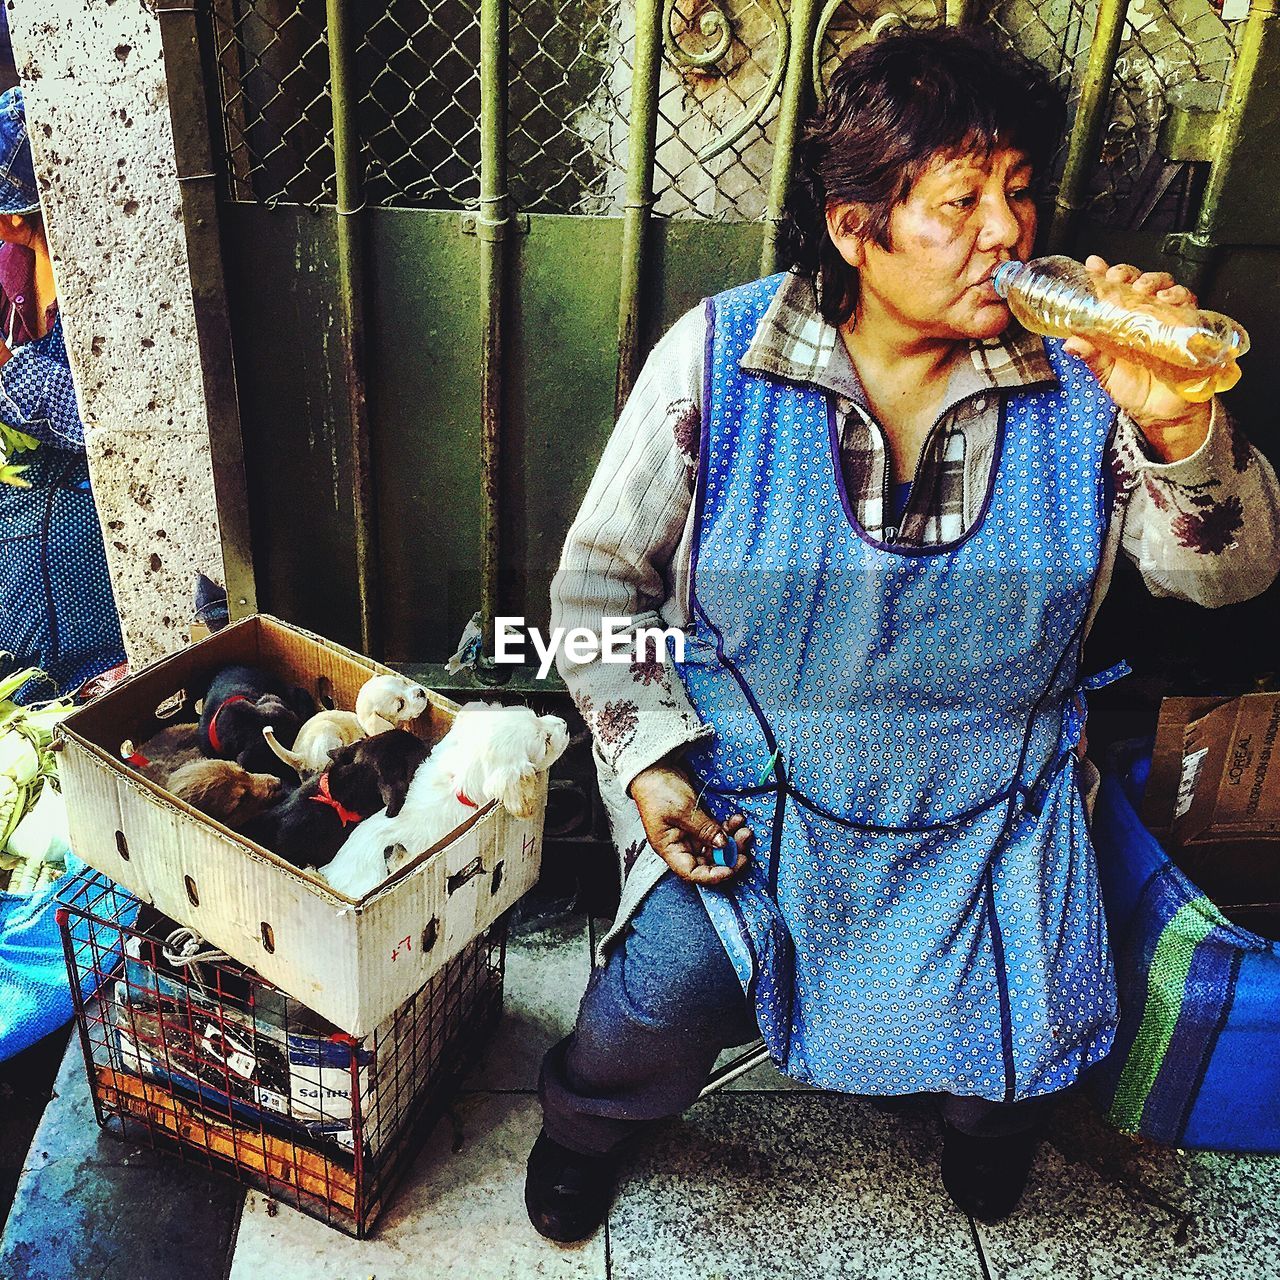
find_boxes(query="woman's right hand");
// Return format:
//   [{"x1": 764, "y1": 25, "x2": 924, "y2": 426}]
[{"x1": 628, "y1": 757, "x2": 752, "y2": 886}]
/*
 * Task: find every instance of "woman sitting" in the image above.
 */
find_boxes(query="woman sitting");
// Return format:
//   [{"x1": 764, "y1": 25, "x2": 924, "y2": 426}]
[{"x1": 528, "y1": 26, "x2": 1280, "y2": 1241}]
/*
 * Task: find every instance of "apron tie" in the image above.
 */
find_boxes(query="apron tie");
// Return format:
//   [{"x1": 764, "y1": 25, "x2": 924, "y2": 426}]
[{"x1": 1023, "y1": 659, "x2": 1132, "y2": 818}]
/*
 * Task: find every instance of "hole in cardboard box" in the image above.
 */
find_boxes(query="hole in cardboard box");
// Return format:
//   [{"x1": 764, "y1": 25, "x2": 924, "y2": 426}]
[
  {"x1": 154, "y1": 690, "x2": 188, "y2": 720},
  {"x1": 490, "y1": 860, "x2": 504, "y2": 895},
  {"x1": 316, "y1": 675, "x2": 335, "y2": 711},
  {"x1": 261, "y1": 921, "x2": 275, "y2": 953},
  {"x1": 447, "y1": 856, "x2": 484, "y2": 895},
  {"x1": 184, "y1": 875, "x2": 199, "y2": 907},
  {"x1": 422, "y1": 918, "x2": 439, "y2": 951},
  {"x1": 115, "y1": 830, "x2": 130, "y2": 861}
]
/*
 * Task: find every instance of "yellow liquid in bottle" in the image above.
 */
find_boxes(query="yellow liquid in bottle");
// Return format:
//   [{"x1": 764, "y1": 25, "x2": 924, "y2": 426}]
[{"x1": 996, "y1": 257, "x2": 1248, "y2": 403}]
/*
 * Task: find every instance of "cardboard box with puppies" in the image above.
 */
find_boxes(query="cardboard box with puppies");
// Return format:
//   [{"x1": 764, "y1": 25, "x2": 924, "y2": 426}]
[{"x1": 54, "y1": 615, "x2": 564, "y2": 1036}]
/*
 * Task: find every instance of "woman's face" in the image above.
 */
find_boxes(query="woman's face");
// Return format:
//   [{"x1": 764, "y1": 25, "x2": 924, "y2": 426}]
[{"x1": 828, "y1": 145, "x2": 1037, "y2": 342}]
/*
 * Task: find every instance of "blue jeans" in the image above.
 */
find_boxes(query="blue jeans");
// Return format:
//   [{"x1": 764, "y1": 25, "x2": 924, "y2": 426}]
[{"x1": 539, "y1": 875, "x2": 1057, "y2": 1156}]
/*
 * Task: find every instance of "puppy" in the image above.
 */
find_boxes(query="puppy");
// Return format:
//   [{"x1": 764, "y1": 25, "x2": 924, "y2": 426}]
[
  {"x1": 198, "y1": 664, "x2": 316, "y2": 780},
  {"x1": 322, "y1": 703, "x2": 569, "y2": 900},
  {"x1": 355, "y1": 673, "x2": 430, "y2": 734},
  {"x1": 261, "y1": 674, "x2": 431, "y2": 778},
  {"x1": 262, "y1": 710, "x2": 365, "y2": 779},
  {"x1": 241, "y1": 728, "x2": 430, "y2": 870},
  {"x1": 166, "y1": 759, "x2": 284, "y2": 828},
  {"x1": 121, "y1": 722, "x2": 203, "y2": 786}
]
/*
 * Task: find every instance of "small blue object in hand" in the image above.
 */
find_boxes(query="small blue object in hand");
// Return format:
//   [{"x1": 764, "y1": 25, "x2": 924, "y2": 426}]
[{"x1": 711, "y1": 842, "x2": 736, "y2": 868}]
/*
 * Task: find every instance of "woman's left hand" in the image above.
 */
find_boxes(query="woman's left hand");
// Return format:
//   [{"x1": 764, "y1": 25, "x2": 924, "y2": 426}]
[{"x1": 1062, "y1": 255, "x2": 1212, "y2": 462}]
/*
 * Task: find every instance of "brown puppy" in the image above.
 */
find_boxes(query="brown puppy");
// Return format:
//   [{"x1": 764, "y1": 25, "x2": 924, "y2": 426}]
[
  {"x1": 167, "y1": 759, "x2": 284, "y2": 829},
  {"x1": 241, "y1": 728, "x2": 430, "y2": 870},
  {"x1": 121, "y1": 723, "x2": 204, "y2": 786}
]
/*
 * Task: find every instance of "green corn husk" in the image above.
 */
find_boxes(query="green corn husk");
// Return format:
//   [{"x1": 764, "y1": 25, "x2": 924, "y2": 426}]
[
  {"x1": 35, "y1": 862, "x2": 62, "y2": 893},
  {"x1": 11, "y1": 854, "x2": 63, "y2": 896},
  {"x1": 0, "y1": 656, "x2": 75, "y2": 894},
  {"x1": 11, "y1": 851, "x2": 44, "y2": 895}
]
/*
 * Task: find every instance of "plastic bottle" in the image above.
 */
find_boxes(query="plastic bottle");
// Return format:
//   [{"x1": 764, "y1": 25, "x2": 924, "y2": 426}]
[{"x1": 991, "y1": 255, "x2": 1248, "y2": 402}]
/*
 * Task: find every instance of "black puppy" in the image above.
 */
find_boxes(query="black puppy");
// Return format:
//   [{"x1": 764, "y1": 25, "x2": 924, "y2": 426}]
[
  {"x1": 241, "y1": 729, "x2": 430, "y2": 870},
  {"x1": 199, "y1": 664, "x2": 317, "y2": 780}
]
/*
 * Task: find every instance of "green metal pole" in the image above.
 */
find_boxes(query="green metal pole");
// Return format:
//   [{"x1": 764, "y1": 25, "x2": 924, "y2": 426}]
[
  {"x1": 1047, "y1": 0, "x2": 1130, "y2": 253},
  {"x1": 154, "y1": 0, "x2": 258, "y2": 621},
  {"x1": 615, "y1": 0, "x2": 664, "y2": 417},
  {"x1": 761, "y1": 0, "x2": 820, "y2": 276},
  {"x1": 1169, "y1": 0, "x2": 1280, "y2": 295},
  {"x1": 326, "y1": 0, "x2": 380, "y2": 655},
  {"x1": 479, "y1": 0, "x2": 511, "y2": 655}
]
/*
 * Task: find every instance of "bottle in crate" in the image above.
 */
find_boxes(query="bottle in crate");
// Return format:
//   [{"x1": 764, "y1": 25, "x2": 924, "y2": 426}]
[{"x1": 992, "y1": 255, "x2": 1248, "y2": 402}]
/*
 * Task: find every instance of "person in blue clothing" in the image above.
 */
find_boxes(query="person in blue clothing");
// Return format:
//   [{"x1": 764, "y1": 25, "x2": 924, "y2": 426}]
[
  {"x1": 526, "y1": 26, "x2": 1280, "y2": 1243},
  {"x1": 0, "y1": 86, "x2": 124, "y2": 702}
]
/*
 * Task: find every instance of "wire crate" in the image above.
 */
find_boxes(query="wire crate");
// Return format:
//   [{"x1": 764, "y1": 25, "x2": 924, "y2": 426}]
[{"x1": 56, "y1": 870, "x2": 506, "y2": 1237}]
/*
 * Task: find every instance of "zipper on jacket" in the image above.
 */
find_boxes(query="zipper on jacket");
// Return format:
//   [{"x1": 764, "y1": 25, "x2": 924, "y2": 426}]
[
  {"x1": 880, "y1": 427, "x2": 896, "y2": 541},
  {"x1": 851, "y1": 389, "x2": 992, "y2": 544}
]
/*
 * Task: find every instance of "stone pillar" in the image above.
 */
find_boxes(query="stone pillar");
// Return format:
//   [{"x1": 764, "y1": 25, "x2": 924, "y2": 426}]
[{"x1": 6, "y1": 0, "x2": 225, "y2": 667}]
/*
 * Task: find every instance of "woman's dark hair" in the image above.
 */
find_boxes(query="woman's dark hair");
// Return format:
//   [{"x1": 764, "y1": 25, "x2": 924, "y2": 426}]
[{"x1": 779, "y1": 26, "x2": 1066, "y2": 327}]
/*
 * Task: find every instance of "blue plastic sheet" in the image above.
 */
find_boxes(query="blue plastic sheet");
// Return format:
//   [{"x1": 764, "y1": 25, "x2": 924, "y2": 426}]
[{"x1": 0, "y1": 858, "x2": 137, "y2": 1061}]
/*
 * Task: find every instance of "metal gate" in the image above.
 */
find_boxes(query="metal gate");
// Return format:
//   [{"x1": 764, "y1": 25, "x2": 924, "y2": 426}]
[{"x1": 154, "y1": 0, "x2": 1280, "y2": 666}]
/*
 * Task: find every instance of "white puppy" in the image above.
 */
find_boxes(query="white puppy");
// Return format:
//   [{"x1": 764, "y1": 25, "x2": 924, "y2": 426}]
[
  {"x1": 355, "y1": 673, "x2": 431, "y2": 734},
  {"x1": 263, "y1": 673, "x2": 431, "y2": 776},
  {"x1": 321, "y1": 702, "x2": 569, "y2": 900}
]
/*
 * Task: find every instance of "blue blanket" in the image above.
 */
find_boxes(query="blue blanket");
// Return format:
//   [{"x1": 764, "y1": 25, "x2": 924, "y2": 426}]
[
  {"x1": 0, "y1": 859, "x2": 138, "y2": 1061},
  {"x1": 1088, "y1": 753, "x2": 1280, "y2": 1151}
]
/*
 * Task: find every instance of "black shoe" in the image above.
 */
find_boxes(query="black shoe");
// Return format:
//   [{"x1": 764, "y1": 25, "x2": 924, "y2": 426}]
[
  {"x1": 525, "y1": 1129, "x2": 616, "y2": 1243},
  {"x1": 939, "y1": 1120, "x2": 1039, "y2": 1223}
]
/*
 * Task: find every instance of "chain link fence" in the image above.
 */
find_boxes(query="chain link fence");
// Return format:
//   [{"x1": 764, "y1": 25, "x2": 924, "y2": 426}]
[
  {"x1": 987, "y1": 0, "x2": 1244, "y2": 231},
  {"x1": 206, "y1": 0, "x2": 1246, "y2": 231}
]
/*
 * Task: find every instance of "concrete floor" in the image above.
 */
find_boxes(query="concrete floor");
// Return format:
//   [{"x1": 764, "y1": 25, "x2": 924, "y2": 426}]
[
  {"x1": 0, "y1": 1026, "x2": 70, "y2": 1230},
  {"x1": 3, "y1": 911, "x2": 1280, "y2": 1280}
]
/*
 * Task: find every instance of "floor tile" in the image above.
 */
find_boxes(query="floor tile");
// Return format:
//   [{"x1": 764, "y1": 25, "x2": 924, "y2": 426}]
[
  {"x1": 465, "y1": 914, "x2": 592, "y2": 1093},
  {"x1": 0, "y1": 1026, "x2": 74, "y2": 1231},
  {"x1": 0, "y1": 1029, "x2": 242, "y2": 1280},
  {"x1": 608, "y1": 1092, "x2": 980, "y2": 1280},
  {"x1": 975, "y1": 1093, "x2": 1280, "y2": 1279},
  {"x1": 229, "y1": 1091, "x2": 605, "y2": 1280}
]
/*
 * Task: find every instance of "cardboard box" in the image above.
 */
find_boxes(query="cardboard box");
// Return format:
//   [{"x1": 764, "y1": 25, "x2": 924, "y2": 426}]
[
  {"x1": 1140, "y1": 696, "x2": 1230, "y2": 836},
  {"x1": 54, "y1": 615, "x2": 545, "y2": 1036},
  {"x1": 1171, "y1": 692, "x2": 1280, "y2": 846}
]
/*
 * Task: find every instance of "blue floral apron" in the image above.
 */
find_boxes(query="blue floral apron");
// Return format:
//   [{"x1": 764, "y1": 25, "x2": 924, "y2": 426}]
[{"x1": 675, "y1": 274, "x2": 1121, "y2": 1102}]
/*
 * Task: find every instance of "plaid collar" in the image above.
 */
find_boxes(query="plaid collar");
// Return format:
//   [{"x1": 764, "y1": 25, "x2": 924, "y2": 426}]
[{"x1": 738, "y1": 270, "x2": 1057, "y2": 412}]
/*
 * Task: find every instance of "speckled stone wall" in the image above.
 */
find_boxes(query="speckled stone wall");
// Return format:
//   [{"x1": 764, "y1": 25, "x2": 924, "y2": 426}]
[{"x1": 6, "y1": 0, "x2": 225, "y2": 667}]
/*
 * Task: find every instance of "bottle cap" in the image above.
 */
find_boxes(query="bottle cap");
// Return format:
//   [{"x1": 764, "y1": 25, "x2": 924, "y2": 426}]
[{"x1": 991, "y1": 261, "x2": 1018, "y2": 299}]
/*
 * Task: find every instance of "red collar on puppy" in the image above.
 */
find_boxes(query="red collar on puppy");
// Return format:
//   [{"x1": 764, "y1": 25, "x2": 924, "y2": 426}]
[
  {"x1": 456, "y1": 789, "x2": 479, "y2": 808},
  {"x1": 310, "y1": 772, "x2": 364, "y2": 827},
  {"x1": 208, "y1": 695, "x2": 250, "y2": 754}
]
